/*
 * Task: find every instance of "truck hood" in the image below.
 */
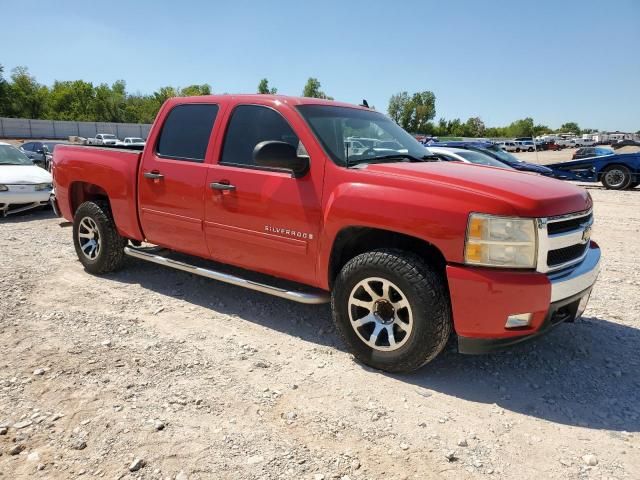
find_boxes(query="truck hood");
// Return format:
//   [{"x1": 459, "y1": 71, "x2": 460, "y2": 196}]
[
  {"x1": 0, "y1": 165, "x2": 53, "y2": 184},
  {"x1": 364, "y1": 161, "x2": 590, "y2": 217}
]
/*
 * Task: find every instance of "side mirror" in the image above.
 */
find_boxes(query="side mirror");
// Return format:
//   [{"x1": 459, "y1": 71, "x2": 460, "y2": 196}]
[{"x1": 253, "y1": 141, "x2": 309, "y2": 178}]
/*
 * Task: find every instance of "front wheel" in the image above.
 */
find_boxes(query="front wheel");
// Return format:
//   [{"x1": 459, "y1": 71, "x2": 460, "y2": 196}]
[
  {"x1": 73, "y1": 201, "x2": 127, "y2": 274},
  {"x1": 601, "y1": 165, "x2": 632, "y2": 190},
  {"x1": 331, "y1": 249, "x2": 452, "y2": 373}
]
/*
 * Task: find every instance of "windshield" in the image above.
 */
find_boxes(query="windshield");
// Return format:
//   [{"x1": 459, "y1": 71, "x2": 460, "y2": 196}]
[
  {"x1": 0, "y1": 145, "x2": 33, "y2": 166},
  {"x1": 457, "y1": 150, "x2": 513, "y2": 168},
  {"x1": 478, "y1": 144, "x2": 522, "y2": 163},
  {"x1": 296, "y1": 105, "x2": 431, "y2": 166}
]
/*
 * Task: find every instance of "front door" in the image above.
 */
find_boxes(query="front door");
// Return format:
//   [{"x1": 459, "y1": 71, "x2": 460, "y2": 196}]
[
  {"x1": 138, "y1": 103, "x2": 220, "y2": 258},
  {"x1": 204, "y1": 103, "x2": 324, "y2": 286}
]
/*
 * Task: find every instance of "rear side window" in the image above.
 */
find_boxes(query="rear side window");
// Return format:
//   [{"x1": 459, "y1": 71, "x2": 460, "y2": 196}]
[
  {"x1": 220, "y1": 105, "x2": 299, "y2": 167},
  {"x1": 156, "y1": 104, "x2": 219, "y2": 161}
]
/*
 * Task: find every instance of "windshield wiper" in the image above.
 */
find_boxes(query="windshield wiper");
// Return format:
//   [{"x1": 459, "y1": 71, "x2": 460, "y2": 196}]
[{"x1": 348, "y1": 153, "x2": 438, "y2": 167}]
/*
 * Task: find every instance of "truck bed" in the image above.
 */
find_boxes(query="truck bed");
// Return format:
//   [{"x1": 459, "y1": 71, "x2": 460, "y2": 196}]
[{"x1": 53, "y1": 144, "x2": 144, "y2": 240}]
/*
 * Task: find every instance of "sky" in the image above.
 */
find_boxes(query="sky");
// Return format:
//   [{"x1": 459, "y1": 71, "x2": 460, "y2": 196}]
[{"x1": 1, "y1": 0, "x2": 639, "y2": 131}]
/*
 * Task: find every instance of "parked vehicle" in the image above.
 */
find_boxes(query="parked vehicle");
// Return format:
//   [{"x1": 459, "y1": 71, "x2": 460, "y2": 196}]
[
  {"x1": 87, "y1": 134, "x2": 119, "y2": 146},
  {"x1": 52, "y1": 95, "x2": 600, "y2": 372},
  {"x1": 496, "y1": 141, "x2": 517, "y2": 152},
  {"x1": 0, "y1": 142, "x2": 53, "y2": 217},
  {"x1": 536, "y1": 141, "x2": 562, "y2": 151},
  {"x1": 555, "y1": 138, "x2": 576, "y2": 148},
  {"x1": 344, "y1": 139, "x2": 368, "y2": 156},
  {"x1": 549, "y1": 152, "x2": 640, "y2": 189},
  {"x1": 572, "y1": 147, "x2": 614, "y2": 160},
  {"x1": 430, "y1": 141, "x2": 554, "y2": 175},
  {"x1": 427, "y1": 147, "x2": 514, "y2": 169},
  {"x1": 570, "y1": 138, "x2": 595, "y2": 148},
  {"x1": 517, "y1": 141, "x2": 536, "y2": 152},
  {"x1": 612, "y1": 139, "x2": 640, "y2": 149},
  {"x1": 123, "y1": 137, "x2": 146, "y2": 147},
  {"x1": 21, "y1": 140, "x2": 68, "y2": 171}
]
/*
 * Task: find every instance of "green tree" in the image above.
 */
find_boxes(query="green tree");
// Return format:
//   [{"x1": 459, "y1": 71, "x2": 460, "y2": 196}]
[
  {"x1": 387, "y1": 91, "x2": 409, "y2": 123},
  {"x1": 47, "y1": 80, "x2": 96, "y2": 121},
  {"x1": 558, "y1": 122, "x2": 580, "y2": 134},
  {"x1": 179, "y1": 84, "x2": 212, "y2": 96},
  {"x1": 302, "y1": 77, "x2": 332, "y2": 99},
  {"x1": 465, "y1": 117, "x2": 486, "y2": 137},
  {"x1": 504, "y1": 117, "x2": 534, "y2": 137},
  {"x1": 0, "y1": 64, "x2": 11, "y2": 116},
  {"x1": 9, "y1": 66, "x2": 49, "y2": 118},
  {"x1": 257, "y1": 78, "x2": 277, "y2": 94},
  {"x1": 408, "y1": 91, "x2": 436, "y2": 133}
]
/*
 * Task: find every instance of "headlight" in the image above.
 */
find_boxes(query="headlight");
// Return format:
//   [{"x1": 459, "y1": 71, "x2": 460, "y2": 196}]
[
  {"x1": 34, "y1": 183, "x2": 53, "y2": 191},
  {"x1": 465, "y1": 213, "x2": 537, "y2": 268},
  {"x1": 0, "y1": 184, "x2": 8, "y2": 192}
]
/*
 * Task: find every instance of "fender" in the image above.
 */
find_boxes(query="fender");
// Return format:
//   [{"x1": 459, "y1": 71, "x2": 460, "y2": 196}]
[{"x1": 316, "y1": 177, "x2": 519, "y2": 290}]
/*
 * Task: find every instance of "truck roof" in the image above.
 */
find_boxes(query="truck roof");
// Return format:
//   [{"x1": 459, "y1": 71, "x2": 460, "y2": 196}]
[{"x1": 163, "y1": 94, "x2": 371, "y2": 111}]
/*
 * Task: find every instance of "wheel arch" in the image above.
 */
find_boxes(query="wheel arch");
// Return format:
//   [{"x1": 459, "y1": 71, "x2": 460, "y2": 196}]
[
  {"x1": 68, "y1": 181, "x2": 110, "y2": 216},
  {"x1": 327, "y1": 226, "x2": 447, "y2": 289}
]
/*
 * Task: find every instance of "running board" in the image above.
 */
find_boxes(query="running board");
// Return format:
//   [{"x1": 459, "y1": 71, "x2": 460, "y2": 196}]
[{"x1": 124, "y1": 246, "x2": 330, "y2": 305}]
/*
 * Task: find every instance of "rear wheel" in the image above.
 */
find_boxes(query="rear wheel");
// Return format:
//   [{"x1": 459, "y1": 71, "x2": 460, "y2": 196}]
[
  {"x1": 331, "y1": 249, "x2": 451, "y2": 373},
  {"x1": 601, "y1": 165, "x2": 632, "y2": 190},
  {"x1": 73, "y1": 201, "x2": 127, "y2": 274}
]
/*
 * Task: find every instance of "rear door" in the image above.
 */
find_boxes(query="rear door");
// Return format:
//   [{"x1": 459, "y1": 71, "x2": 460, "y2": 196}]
[
  {"x1": 138, "y1": 102, "x2": 221, "y2": 257},
  {"x1": 204, "y1": 102, "x2": 324, "y2": 286}
]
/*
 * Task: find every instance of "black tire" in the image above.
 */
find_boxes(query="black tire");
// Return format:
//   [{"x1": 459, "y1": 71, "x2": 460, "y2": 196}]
[
  {"x1": 628, "y1": 181, "x2": 639, "y2": 189},
  {"x1": 73, "y1": 201, "x2": 127, "y2": 274},
  {"x1": 331, "y1": 249, "x2": 451, "y2": 373},
  {"x1": 601, "y1": 165, "x2": 632, "y2": 190},
  {"x1": 528, "y1": 147, "x2": 534, "y2": 152}
]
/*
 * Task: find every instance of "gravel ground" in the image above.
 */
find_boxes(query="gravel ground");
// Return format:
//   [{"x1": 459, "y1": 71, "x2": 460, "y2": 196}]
[{"x1": 1, "y1": 186, "x2": 639, "y2": 480}]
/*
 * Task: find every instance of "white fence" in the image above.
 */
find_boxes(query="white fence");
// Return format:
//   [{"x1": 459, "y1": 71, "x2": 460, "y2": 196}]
[{"x1": 0, "y1": 117, "x2": 152, "y2": 140}]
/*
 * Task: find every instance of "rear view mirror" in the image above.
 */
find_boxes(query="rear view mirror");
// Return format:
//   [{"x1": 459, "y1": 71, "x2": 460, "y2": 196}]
[{"x1": 253, "y1": 141, "x2": 309, "y2": 178}]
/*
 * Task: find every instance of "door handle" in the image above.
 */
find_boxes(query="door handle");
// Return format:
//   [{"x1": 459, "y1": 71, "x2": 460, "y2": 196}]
[
  {"x1": 210, "y1": 182, "x2": 236, "y2": 192},
  {"x1": 143, "y1": 171, "x2": 164, "y2": 180}
]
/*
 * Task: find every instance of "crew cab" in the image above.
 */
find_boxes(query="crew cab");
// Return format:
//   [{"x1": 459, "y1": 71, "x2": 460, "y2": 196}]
[
  {"x1": 52, "y1": 95, "x2": 601, "y2": 372},
  {"x1": 87, "y1": 134, "x2": 119, "y2": 146}
]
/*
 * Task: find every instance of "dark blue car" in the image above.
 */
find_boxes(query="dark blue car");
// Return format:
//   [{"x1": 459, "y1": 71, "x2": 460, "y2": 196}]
[
  {"x1": 428, "y1": 141, "x2": 554, "y2": 176},
  {"x1": 548, "y1": 152, "x2": 640, "y2": 190}
]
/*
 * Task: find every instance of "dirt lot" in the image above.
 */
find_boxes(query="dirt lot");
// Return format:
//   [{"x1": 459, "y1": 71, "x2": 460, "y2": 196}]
[{"x1": 1, "y1": 185, "x2": 639, "y2": 480}]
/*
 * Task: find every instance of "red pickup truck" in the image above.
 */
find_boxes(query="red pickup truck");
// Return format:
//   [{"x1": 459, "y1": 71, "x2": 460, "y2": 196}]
[{"x1": 52, "y1": 95, "x2": 601, "y2": 372}]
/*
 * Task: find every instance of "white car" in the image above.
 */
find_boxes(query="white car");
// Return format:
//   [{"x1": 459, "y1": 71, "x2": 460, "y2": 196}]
[
  {"x1": 0, "y1": 142, "x2": 53, "y2": 217},
  {"x1": 497, "y1": 141, "x2": 518, "y2": 152},
  {"x1": 514, "y1": 141, "x2": 536, "y2": 152},
  {"x1": 87, "y1": 134, "x2": 119, "y2": 146},
  {"x1": 427, "y1": 147, "x2": 513, "y2": 169},
  {"x1": 123, "y1": 137, "x2": 146, "y2": 146},
  {"x1": 570, "y1": 138, "x2": 595, "y2": 148}
]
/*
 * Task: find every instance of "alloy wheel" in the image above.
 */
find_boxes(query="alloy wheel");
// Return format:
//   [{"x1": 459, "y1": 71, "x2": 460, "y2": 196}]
[
  {"x1": 348, "y1": 277, "x2": 413, "y2": 351},
  {"x1": 77, "y1": 217, "x2": 101, "y2": 260}
]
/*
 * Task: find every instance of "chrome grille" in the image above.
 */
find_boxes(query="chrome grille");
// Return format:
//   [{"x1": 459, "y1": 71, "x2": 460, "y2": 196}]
[{"x1": 537, "y1": 209, "x2": 593, "y2": 273}]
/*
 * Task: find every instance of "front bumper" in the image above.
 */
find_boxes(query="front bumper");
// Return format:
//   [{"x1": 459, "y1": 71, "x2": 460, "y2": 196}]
[
  {"x1": 447, "y1": 242, "x2": 601, "y2": 354},
  {"x1": 0, "y1": 190, "x2": 51, "y2": 205}
]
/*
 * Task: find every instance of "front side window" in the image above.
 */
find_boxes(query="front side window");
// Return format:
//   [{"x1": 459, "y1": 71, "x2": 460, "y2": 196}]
[
  {"x1": 21, "y1": 142, "x2": 35, "y2": 152},
  {"x1": 296, "y1": 105, "x2": 430, "y2": 167},
  {"x1": 156, "y1": 104, "x2": 219, "y2": 161},
  {"x1": 220, "y1": 105, "x2": 300, "y2": 167}
]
